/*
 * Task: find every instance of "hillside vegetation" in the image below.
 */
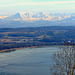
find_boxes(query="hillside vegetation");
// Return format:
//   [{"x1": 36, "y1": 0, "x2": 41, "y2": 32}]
[{"x1": 0, "y1": 26, "x2": 75, "y2": 51}]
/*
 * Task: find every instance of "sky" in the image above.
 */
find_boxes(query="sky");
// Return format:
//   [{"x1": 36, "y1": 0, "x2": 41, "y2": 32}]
[{"x1": 0, "y1": 0, "x2": 75, "y2": 15}]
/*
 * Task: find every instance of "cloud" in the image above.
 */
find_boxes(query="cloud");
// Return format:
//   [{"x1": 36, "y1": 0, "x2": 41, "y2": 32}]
[{"x1": 0, "y1": 1, "x2": 75, "y2": 6}]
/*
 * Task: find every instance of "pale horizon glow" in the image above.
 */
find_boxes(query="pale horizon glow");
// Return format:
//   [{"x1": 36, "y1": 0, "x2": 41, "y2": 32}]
[
  {"x1": 0, "y1": 0, "x2": 75, "y2": 14},
  {"x1": 0, "y1": 1, "x2": 75, "y2": 6}
]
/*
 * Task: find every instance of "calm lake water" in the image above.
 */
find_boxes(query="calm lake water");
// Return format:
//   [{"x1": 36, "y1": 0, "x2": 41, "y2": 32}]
[{"x1": 0, "y1": 46, "x2": 59, "y2": 75}]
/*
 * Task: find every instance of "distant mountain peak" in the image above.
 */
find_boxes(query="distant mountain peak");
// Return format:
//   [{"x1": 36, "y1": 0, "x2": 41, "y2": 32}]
[{"x1": 13, "y1": 13, "x2": 21, "y2": 19}]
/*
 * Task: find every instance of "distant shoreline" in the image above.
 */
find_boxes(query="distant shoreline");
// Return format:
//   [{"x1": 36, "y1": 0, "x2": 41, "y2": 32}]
[
  {"x1": 0, "y1": 45, "x2": 60, "y2": 53},
  {"x1": 0, "y1": 46, "x2": 37, "y2": 53},
  {"x1": 0, "y1": 45, "x2": 48, "y2": 53},
  {"x1": 0, "y1": 44, "x2": 74, "y2": 53}
]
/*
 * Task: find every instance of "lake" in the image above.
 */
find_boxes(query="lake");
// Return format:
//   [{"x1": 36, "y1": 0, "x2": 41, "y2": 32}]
[{"x1": 0, "y1": 46, "x2": 59, "y2": 75}]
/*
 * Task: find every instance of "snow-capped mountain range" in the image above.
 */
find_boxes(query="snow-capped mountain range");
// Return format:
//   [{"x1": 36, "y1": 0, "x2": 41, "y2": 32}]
[
  {"x1": 0, "y1": 12, "x2": 75, "y2": 28},
  {"x1": 1, "y1": 12, "x2": 72, "y2": 21}
]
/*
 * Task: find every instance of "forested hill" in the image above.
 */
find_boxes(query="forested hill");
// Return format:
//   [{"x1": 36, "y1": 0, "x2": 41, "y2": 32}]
[
  {"x1": 0, "y1": 26, "x2": 75, "y2": 32},
  {"x1": 0, "y1": 26, "x2": 75, "y2": 42},
  {"x1": 0, "y1": 26, "x2": 75, "y2": 51}
]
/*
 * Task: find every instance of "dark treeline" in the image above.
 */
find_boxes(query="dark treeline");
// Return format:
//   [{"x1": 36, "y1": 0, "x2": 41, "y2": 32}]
[
  {"x1": 0, "y1": 42, "x2": 65, "y2": 51},
  {"x1": 0, "y1": 42, "x2": 75, "y2": 51}
]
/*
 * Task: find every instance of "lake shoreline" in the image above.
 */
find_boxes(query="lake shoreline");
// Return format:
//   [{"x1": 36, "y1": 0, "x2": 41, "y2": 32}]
[
  {"x1": 0, "y1": 43, "x2": 74, "y2": 53},
  {"x1": 0, "y1": 45, "x2": 49, "y2": 53},
  {"x1": 0, "y1": 45, "x2": 59, "y2": 53},
  {"x1": 0, "y1": 46, "x2": 37, "y2": 53}
]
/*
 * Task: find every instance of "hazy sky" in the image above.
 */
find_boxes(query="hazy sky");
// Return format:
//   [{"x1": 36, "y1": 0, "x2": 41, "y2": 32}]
[{"x1": 0, "y1": 0, "x2": 75, "y2": 15}]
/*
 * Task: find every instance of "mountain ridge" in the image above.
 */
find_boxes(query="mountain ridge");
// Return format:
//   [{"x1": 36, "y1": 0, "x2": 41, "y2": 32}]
[{"x1": 0, "y1": 12, "x2": 75, "y2": 28}]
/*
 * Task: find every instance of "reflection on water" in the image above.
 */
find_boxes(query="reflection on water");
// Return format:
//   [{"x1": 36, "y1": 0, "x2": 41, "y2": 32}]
[
  {"x1": 0, "y1": 46, "x2": 58, "y2": 75},
  {"x1": 0, "y1": 49, "x2": 16, "y2": 53}
]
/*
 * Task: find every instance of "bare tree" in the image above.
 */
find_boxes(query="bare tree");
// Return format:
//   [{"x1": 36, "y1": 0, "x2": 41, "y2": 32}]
[{"x1": 50, "y1": 44, "x2": 75, "y2": 75}]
